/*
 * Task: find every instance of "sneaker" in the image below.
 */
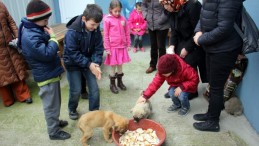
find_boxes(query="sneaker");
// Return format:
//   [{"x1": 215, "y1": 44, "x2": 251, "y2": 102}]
[
  {"x1": 193, "y1": 120, "x2": 220, "y2": 132},
  {"x1": 133, "y1": 48, "x2": 137, "y2": 53},
  {"x1": 167, "y1": 105, "x2": 181, "y2": 112},
  {"x1": 59, "y1": 120, "x2": 68, "y2": 128},
  {"x1": 178, "y1": 108, "x2": 189, "y2": 116},
  {"x1": 193, "y1": 113, "x2": 209, "y2": 121},
  {"x1": 140, "y1": 47, "x2": 145, "y2": 52},
  {"x1": 49, "y1": 130, "x2": 71, "y2": 140},
  {"x1": 69, "y1": 110, "x2": 79, "y2": 120},
  {"x1": 164, "y1": 92, "x2": 170, "y2": 98}
]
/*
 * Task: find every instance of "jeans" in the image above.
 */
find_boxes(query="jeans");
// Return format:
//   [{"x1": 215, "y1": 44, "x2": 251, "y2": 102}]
[
  {"x1": 133, "y1": 35, "x2": 143, "y2": 48},
  {"x1": 168, "y1": 87, "x2": 190, "y2": 109},
  {"x1": 67, "y1": 69, "x2": 100, "y2": 111},
  {"x1": 206, "y1": 49, "x2": 240, "y2": 121},
  {"x1": 148, "y1": 29, "x2": 168, "y2": 68}
]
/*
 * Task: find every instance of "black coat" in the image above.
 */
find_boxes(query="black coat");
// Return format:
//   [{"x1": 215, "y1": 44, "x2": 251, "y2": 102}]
[{"x1": 195, "y1": 0, "x2": 243, "y2": 53}]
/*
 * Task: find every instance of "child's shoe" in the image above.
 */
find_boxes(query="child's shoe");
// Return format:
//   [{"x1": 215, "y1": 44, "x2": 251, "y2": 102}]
[
  {"x1": 140, "y1": 47, "x2": 145, "y2": 52},
  {"x1": 178, "y1": 108, "x2": 189, "y2": 116},
  {"x1": 133, "y1": 48, "x2": 137, "y2": 53}
]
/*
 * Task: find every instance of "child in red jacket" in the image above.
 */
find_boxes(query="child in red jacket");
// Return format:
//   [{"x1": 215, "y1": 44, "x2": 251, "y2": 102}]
[
  {"x1": 136, "y1": 54, "x2": 199, "y2": 116},
  {"x1": 128, "y1": 2, "x2": 147, "y2": 53}
]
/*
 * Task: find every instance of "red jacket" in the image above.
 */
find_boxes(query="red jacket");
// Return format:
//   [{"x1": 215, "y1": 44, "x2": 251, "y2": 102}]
[{"x1": 143, "y1": 55, "x2": 199, "y2": 99}]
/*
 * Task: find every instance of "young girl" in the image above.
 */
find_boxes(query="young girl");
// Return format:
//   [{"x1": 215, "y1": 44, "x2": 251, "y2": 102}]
[
  {"x1": 103, "y1": 0, "x2": 131, "y2": 94},
  {"x1": 128, "y1": 2, "x2": 147, "y2": 53},
  {"x1": 136, "y1": 54, "x2": 199, "y2": 116}
]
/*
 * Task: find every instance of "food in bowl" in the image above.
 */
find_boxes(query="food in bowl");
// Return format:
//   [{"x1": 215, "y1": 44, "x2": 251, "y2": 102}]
[{"x1": 119, "y1": 128, "x2": 159, "y2": 146}]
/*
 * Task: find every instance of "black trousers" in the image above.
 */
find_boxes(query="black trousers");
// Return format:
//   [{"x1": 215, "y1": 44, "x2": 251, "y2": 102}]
[
  {"x1": 206, "y1": 48, "x2": 240, "y2": 121},
  {"x1": 148, "y1": 29, "x2": 169, "y2": 68}
]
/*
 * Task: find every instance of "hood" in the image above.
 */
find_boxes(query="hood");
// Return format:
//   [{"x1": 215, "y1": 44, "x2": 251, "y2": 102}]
[{"x1": 66, "y1": 15, "x2": 84, "y2": 32}]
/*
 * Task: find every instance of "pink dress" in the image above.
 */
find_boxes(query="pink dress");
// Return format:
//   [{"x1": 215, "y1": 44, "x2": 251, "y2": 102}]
[{"x1": 103, "y1": 14, "x2": 131, "y2": 66}]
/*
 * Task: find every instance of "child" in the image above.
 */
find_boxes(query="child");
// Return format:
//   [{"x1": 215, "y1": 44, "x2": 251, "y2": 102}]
[
  {"x1": 18, "y1": 0, "x2": 70, "y2": 140},
  {"x1": 103, "y1": 0, "x2": 131, "y2": 94},
  {"x1": 128, "y1": 2, "x2": 147, "y2": 53},
  {"x1": 136, "y1": 54, "x2": 199, "y2": 116},
  {"x1": 63, "y1": 4, "x2": 104, "y2": 120}
]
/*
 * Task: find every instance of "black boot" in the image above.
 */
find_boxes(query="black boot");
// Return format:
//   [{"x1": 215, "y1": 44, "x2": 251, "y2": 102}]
[
  {"x1": 109, "y1": 75, "x2": 119, "y2": 94},
  {"x1": 193, "y1": 113, "x2": 209, "y2": 121},
  {"x1": 116, "y1": 73, "x2": 127, "y2": 90},
  {"x1": 193, "y1": 120, "x2": 220, "y2": 132}
]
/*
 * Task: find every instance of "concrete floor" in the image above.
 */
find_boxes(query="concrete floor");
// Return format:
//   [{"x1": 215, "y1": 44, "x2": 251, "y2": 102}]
[{"x1": 0, "y1": 45, "x2": 259, "y2": 146}]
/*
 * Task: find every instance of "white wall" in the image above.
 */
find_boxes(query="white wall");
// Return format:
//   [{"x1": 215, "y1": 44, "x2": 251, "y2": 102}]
[{"x1": 59, "y1": 0, "x2": 94, "y2": 23}]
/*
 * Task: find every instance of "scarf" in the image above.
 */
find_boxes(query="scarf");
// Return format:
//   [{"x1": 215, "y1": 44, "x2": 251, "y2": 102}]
[{"x1": 159, "y1": 0, "x2": 189, "y2": 12}]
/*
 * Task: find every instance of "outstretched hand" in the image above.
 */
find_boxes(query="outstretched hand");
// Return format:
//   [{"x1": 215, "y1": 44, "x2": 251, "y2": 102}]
[
  {"x1": 89, "y1": 63, "x2": 102, "y2": 80},
  {"x1": 136, "y1": 95, "x2": 146, "y2": 104}
]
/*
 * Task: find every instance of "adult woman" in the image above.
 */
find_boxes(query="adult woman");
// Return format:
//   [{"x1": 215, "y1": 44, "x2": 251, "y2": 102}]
[
  {"x1": 193, "y1": 0, "x2": 243, "y2": 132},
  {"x1": 0, "y1": 2, "x2": 32, "y2": 107},
  {"x1": 142, "y1": 0, "x2": 170, "y2": 73}
]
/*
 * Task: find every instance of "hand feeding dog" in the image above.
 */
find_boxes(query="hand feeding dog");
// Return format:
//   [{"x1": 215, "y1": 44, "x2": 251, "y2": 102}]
[
  {"x1": 131, "y1": 100, "x2": 152, "y2": 123},
  {"x1": 78, "y1": 110, "x2": 129, "y2": 146}
]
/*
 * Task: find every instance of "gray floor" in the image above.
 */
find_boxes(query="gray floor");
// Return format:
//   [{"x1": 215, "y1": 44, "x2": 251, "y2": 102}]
[{"x1": 0, "y1": 46, "x2": 259, "y2": 146}]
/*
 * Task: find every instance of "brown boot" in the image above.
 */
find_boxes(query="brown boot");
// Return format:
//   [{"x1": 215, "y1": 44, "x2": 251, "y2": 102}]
[
  {"x1": 116, "y1": 73, "x2": 127, "y2": 90},
  {"x1": 109, "y1": 75, "x2": 119, "y2": 94}
]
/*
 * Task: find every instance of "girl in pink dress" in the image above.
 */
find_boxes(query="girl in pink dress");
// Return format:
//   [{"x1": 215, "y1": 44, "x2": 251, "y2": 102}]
[
  {"x1": 103, "y1": 0, "x2": 131, "y2": 94},
  {"x1": 128, "y1": 2, "x2": 147, "y2": 53}
]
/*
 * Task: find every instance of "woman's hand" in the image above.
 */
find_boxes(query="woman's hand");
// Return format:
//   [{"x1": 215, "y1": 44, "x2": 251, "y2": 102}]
[
  {"x1": 127, "y1": 47, "x2": 131, "y2": 51},
  {"x1": 164, "y1": 4, "x2": 174, "y2": 12},
  {"x1": 193, "y1": 31, "x2": 202, "y2": 46},
  {"x1": 180, "y1": 48, "x2": 188, "y2": 58}
]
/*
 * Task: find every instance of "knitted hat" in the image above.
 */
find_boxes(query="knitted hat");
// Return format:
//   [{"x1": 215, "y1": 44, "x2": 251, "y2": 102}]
[
  {"x1": 158, "y1": 54, "x2": 179, "y2": 74},
  {"x1": 26, "y1": 0, "x2": 52, "y2": 22}
]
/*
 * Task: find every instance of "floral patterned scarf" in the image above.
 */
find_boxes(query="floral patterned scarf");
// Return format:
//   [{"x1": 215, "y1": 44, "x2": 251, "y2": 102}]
[{"x1": 159, "y1": 0, "x2": 189, "y2": 12}]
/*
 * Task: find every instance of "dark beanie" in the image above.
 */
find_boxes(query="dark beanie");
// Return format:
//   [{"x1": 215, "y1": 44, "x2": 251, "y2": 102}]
[
  {"x1": 26, "y1": 0, "x2": 52, "y2": 22},
  {"x1": 158, "y1": 54, "x2": 179, "y2": 74}
]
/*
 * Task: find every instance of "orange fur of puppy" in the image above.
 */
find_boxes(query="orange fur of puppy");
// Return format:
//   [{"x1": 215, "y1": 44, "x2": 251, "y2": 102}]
[{"x1": 78, "y1": 110, "x2": 129, "y2": 146}]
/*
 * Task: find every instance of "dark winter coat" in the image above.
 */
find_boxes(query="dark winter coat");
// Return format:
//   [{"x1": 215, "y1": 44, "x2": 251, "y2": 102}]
[
  {"x1": 169, "y1": 0, "x2": 202, "y2": 68},
  {"x1": 142, "y1": 0, "x2": 170, "y2": 31},
  {"x1": 0, "y1": 2, "x2": 28, "y2": 87},
  {"x1": 19, "y1": 18, "x2": 64, "y2": 82},
  {"x1": 195, "y1": 0, "x2": 243, "y2": 53},
  {"x1": 63, "y1": 15, "x2": 104, "y2": 71},
  {"x1": 143, "y1": 55, "x2": 199, "y2": 99}
]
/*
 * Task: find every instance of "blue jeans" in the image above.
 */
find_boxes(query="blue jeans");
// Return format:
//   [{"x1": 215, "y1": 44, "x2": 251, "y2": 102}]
[
  {"x1": 168, "y1": 87, "x2": 190, "y2": 109},
  {"x1": 67, "y1": 69, "x2": 100, "y2": 111},
  {"x1": 133, "y1": 35, "x2": 143, "y2": 48}
]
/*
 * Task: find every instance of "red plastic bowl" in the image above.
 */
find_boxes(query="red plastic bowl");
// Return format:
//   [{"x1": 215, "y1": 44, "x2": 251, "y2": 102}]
[{"x1": 112, "y1": 119, "x2": 166, "y2": 146}]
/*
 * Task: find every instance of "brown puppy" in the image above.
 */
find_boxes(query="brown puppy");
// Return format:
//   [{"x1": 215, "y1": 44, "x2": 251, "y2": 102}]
[{"x1": 78, "y1": 110, "x2": 129, "y2": 146}]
